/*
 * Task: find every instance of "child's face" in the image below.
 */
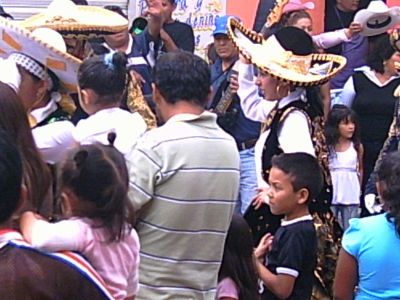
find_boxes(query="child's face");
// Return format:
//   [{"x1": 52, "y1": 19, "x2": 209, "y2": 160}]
[
  {"x1": 338, "y1": 119, "x2": 355, "y2": 140},
  {"x1": 267, "y1": 167, "x2": 306, "y2": 219},
  {"x1": 292, "y1": 17, "x2": 313, "y2": 35}
]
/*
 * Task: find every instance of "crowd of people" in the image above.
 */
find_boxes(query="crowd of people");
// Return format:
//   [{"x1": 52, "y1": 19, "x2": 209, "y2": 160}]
[{"x1": 0, "y1": 0, "x2": 400, "y2": 299}]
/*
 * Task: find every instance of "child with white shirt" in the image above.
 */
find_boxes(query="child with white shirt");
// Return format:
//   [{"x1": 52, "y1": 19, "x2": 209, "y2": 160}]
[
  {"x1": 20, "y1": 140, "x2": 140, "y2": 300},
  {"x1": 74, "y1": 51, "x2": 147, "y2": 155}
]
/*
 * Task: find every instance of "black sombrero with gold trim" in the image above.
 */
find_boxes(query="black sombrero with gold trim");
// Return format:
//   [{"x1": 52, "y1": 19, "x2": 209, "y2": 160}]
[
  {"x1": 20, "y1": 0, "x2": 128, "y2": 39},
  {"x1": 227, "y1": 18, "x2": 347, "y2": 87}
]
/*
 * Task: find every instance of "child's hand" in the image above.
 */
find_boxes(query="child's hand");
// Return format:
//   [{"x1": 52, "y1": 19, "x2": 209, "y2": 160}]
[
  {"x1": 345, "y1": 22, "x2": 362, "y2": 39},
  {"x1": 229, "y1": 73, "x2": 239, "y2": 94},
  {"x1": 252, "y1": 187, "x2": 269, "y2": 210},
  {"x1": 254, "y1": 233, "x2": 274, "y2": 259}
]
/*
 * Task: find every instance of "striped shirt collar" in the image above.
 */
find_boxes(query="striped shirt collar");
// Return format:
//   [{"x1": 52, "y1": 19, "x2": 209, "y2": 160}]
[
  {"x1": 281, "y1": 214, "x2": 313, "y2": 227},
  {"x1": 166, "y1": 111, "x2": 216, "y2": 123}
]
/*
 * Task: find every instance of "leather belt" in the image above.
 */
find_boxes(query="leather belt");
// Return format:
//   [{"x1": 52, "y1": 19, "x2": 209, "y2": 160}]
[{"x1": 236, "y1": 138, "x2": 257, "y2": 151}]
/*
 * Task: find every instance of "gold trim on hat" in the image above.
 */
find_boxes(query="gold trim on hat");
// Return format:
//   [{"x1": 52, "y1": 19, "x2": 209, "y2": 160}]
[{"x1": 227, "y1": 18, "x2": 347, "y2": 87}]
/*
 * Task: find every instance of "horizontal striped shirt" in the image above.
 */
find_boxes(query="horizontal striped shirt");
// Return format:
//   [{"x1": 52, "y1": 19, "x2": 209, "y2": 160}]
[{"x1": 126, "y1": 111, "x2": 240, "y2": 300}]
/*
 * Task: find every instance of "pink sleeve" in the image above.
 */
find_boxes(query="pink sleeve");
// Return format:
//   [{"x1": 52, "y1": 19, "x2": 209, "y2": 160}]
[
  {"x1": 216, "y1": 277, "x2": 239, "y2": 300},
  {"x1": 126, "y1": 229, "x2": 141, "y2": 296}
]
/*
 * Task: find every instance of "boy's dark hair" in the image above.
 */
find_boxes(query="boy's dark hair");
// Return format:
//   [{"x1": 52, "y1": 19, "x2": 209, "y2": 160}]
[
  {"x1": 153, "y1": 51, "x2": 211, "y2": 106},
  {"x1": 0, "y1": 130, "x2": 22, "y2": 224},
  {"x1": 271, "y1": 152, "x2": 323, "y2": 202},
  {"x1": 78, "y1": 52, "x2": 127, "y2": 105},
  {"x1": 61, "y1": 141, "x2": 134, "y2": 242},
  {"x1": 367, "y1": 33, "x2": 395, "y2": 74},
  {"x1": 377, "y1": 151, "x2": 400, "y2": 237}
]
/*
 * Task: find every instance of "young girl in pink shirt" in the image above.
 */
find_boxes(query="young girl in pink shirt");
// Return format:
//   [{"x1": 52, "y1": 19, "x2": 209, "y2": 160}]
[{"x1": 20, "y1": 135, "x2": 139, "y2": 300}]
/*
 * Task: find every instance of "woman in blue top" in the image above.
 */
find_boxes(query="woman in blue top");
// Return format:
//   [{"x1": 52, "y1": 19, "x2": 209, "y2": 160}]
[{"x1": 334, "y1": 151, "x2": 400, "y2": 299}]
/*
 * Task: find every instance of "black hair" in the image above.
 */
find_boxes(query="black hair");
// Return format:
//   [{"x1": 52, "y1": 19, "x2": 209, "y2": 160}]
[
  {"x1": 104, "y1": 5, "x2": 128, "y2": 19},
  {"x1": 377, "y1": 151, "x2": 400, "y2": 237},
  {"x1": 0, "y1": 130, "x2": 22, "y2": 224},
  {"x1": 72, "y1": 0, "x2": 88, "y2": 4},
  {"x1": 325, "y1": 104, "x2": 361, "y2": 154},
  {"x1": 367, "y1": 33, "x2": 395, "y2": 74},
  {"x1": 78, "y1": 52, "x2": 127, "y2": 105},
  {"x1": 153, "y1": 51, "x2": 211, "y2": 106},
  {"x1": 219, "y1": 214, "x2": 260, "y2": 300},
  {"x1": 60, "y1": 138, "x2": 134, "y2": 242},
  {"x1": 271, "y1": 152, "x2": 323, "y2": 202}
]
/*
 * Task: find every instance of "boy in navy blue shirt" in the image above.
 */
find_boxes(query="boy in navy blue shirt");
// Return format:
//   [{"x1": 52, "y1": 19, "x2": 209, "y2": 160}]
[{"x1": 254, "y1": 153, "x2": 323, "y2": 299}]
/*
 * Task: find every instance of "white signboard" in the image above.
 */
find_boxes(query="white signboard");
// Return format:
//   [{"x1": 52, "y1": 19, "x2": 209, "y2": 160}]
[{"x1": 135, "y1": 0, "x2": 227, "y2": 59}]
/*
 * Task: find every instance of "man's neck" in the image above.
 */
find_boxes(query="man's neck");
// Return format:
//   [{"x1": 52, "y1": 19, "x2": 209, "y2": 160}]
[{"x1": 162, "y1": 101, "x2": 205, "y2": 122}]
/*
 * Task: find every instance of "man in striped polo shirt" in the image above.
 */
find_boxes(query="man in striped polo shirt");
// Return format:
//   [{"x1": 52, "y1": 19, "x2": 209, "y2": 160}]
[{"x1": 127, "y1": 51, "x2": 240, "y2": 299}]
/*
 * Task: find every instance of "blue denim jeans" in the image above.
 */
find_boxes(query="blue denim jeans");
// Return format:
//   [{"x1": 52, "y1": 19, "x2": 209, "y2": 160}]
[{"x1": 236, "y1": 147, "x2": 258, "y2": 215}]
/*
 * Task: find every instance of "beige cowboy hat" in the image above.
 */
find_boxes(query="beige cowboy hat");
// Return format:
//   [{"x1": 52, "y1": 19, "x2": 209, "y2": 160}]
[
  {"x1": 354, "y1": 1, "x2": 400, "y2": 37},
  {"x1": 227, "y1": 18, "x2": 347, "y2": 87},
  {"x1": 20, "y1": 0, "x2": 129, "y2": 39},
  {"x1": 0, "y1": 17, "x2": 81, "y2": 92}
]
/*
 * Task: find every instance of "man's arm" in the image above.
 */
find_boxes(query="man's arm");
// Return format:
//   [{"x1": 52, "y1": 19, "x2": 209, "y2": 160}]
[{"x1": 126, "y1": 142, "x2": 161, "y2": 212}]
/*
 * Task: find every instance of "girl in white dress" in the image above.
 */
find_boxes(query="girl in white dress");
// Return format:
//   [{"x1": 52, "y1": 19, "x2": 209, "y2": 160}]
[
  {"x1": 74, "y1": 51, "x2": 147, "y2": 156},
  {"x1": 326, "y1": 104, "x2": 363, "y2": 230}
]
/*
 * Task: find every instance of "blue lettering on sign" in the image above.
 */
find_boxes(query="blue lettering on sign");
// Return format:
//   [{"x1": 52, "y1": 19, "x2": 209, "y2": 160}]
[{"x1": 185, "y1": 13, "x2": 215, "y2": 29}]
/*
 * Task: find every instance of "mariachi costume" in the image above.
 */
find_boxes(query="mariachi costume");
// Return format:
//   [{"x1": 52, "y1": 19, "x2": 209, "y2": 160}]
[
  {"x1": 21, "y1": 0, "x2": 156, "y2": 128},
  {"x1": 228, "y1": 18, "x2": 347, "y2": 299}
]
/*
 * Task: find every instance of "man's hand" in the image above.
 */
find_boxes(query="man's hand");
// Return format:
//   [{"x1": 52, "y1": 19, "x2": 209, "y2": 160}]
[
  {"x1": 129, "y1": 70, "x2": 146, "y2": 88},
  {"x1": 229, "y1": 72, "x2": 239, "y2": 94}
]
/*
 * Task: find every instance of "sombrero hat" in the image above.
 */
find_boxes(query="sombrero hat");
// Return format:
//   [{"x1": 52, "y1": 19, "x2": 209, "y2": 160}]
[
  {"x1": 20, "y1": 0, "x2": 128, "y2": 39},
  {"x1": 354, "y1": 1, "x2": 400, "y2": 37},
  {"x1": 0, "y1": 17, "x2": 81, "y2": 92},
  {"x1": 227, "y1": 18, "x2": 347, "y2": 87}
]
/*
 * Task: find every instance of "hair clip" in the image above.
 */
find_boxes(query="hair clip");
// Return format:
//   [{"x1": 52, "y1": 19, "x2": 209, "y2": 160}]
[
  {"x1": 107, "y1": 131, "x2": 117, "y2": 147},
  {"x1": 74, "y1": 149, "x2": 89, "y2": 168},
  {"x1": 103, "y1": 52, "x2": 115, "y2": 70}
]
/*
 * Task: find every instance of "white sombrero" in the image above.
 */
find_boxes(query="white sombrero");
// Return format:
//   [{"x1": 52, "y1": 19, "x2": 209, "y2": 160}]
[
  {"x1": 0, "y1": 17, "x2": 81, "y2": 92},
  {"x1": 227, "y1": 18, "x2": 347, "y2": 87},
  {"x1": 20, "y1": 0, "x2": 129, "y2": 39},
  {"x1": 354, "y1": 1, "x2": 400, "y2": 37}
]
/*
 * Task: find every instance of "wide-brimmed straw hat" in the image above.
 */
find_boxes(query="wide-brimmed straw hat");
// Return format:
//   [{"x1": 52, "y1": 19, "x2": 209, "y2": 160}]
[
  {"x1": 227, "y1": 18, "x2": 347, "y2": 87},
  {"x1": 20, "y1": 0, "x2": 128, "y2": 39},
  {"x1": 0, "y1": 17, "x2": 81, "y2": 92},
  {"x1": 354, "y1": 1, "x2": 400, "y2": 37}
]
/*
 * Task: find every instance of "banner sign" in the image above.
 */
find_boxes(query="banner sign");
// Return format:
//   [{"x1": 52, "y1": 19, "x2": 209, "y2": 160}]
[{"x1": 135, "y1": 0, "x2": 227, "y2": 58}]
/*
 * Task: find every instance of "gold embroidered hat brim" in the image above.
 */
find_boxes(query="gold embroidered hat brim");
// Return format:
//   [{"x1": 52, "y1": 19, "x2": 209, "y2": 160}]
[
  {"x1": 227, "y1": 18, "x2": 347, "y2": 87},
  {"x1": 20, "y1": 4, "x2": 128, "y2": 38},
  {"x1": 0, "y1": 17, "x2": 81, "y2": 92}
]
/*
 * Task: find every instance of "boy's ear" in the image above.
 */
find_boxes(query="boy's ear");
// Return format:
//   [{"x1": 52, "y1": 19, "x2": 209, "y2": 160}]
[{"x1": 296, "y1": 188, "x2": 309, "y2": 205}]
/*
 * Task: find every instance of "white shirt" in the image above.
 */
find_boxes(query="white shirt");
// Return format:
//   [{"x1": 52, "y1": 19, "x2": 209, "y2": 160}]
[
  {"x1": 338, "y1": 66, "x2": 400, "y2": 107},
  {"x1": 31, "y1": 92, "x2": 75, "y2": 164},
  {"x1": 33, "y1": 121, "x2": 75, "y2": 164},
  {"x1": 237, "y1": 62, "x2": 315, "y2": 187},
  {"x1": 73, "y1": 107, "x2": 147, "y2": 155}
]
